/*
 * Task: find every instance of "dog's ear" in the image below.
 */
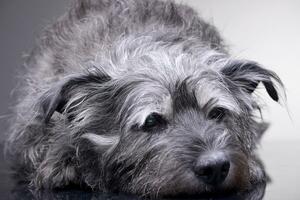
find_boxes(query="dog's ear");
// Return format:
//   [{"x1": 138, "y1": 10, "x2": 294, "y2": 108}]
[
  {"x1": 255, "y1": 122, "x2": 269, "y2": 140},
  {"x1": 221, "y1": 60, "x2": 283, "y2": 102},
  {"x1": 74, "y1": 0, "x2": 107, "y2": 18},
  {"x1": 39, "y1": 71, "x2": 111, "y2": 123}
]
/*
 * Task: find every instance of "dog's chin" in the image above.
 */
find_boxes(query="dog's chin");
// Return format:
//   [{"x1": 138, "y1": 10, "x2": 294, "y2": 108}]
[
  {"x1": 152, "y1": 182, "x2": 248, "y2": 198},
  {"x1": 161, "y1": 188, "x2": 240, "y2": 199}
]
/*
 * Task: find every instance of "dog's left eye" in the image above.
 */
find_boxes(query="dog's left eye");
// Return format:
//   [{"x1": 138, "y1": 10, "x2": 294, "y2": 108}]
[
  {"x1": 208, "y1": 107, "x2": 226, "y2": 121},
  {"x1": 142, "y1": 113, "x2": 166, "y2": 132}
]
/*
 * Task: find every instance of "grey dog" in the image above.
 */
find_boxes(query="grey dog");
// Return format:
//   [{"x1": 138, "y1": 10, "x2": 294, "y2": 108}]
[{"x1": 5, "y1": 0, "x2": 283, "y2": 198}]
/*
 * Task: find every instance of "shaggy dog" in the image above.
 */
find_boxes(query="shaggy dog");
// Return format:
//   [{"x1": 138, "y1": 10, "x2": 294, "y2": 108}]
[{"x1": 6, "y1": 0, "x2": 283, "y2": 198}]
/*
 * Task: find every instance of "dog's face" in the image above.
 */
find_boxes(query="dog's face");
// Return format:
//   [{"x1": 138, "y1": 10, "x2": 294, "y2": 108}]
[{"x1": 40, "y1": 43, "x2": 282, "y2": 197}]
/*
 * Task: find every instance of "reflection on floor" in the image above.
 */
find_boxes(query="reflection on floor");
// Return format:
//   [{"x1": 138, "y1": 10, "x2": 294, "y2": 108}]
[{"x1": 8, "y1": 182, "x2": 266, "y2": 200}]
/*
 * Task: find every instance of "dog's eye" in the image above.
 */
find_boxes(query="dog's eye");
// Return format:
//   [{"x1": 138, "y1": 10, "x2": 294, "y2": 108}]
[
  {"x1": 142, "y1": 113, "x2": 166, "y2": 131},
  {"x1": 208, "y1": 107, "x2": 226, "y2": 121}
]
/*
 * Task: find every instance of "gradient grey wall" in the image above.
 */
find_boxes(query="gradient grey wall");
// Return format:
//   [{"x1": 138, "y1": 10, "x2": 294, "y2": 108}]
[{"x1": 0, "y1": 0, "x2": 71, "y2": 141}]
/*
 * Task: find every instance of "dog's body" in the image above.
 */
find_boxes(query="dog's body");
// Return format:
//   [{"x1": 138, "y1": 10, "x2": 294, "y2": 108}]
[{"x1": 6, "y1": 0, "x2": 283, "y2": 197}]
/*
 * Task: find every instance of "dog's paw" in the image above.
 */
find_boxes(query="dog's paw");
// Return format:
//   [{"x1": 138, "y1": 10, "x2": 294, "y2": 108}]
[{"x1": 31, "y1": 144, "x2": 79, "y2": 189}]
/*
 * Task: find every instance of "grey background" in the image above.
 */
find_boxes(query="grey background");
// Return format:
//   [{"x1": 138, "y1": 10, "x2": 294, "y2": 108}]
[
  {"x1": 0, "y1": 0, "x2": 299, "y2": 199},
  {"x1": 0, "y1": 0, "x2": 71, "y2": 138}
]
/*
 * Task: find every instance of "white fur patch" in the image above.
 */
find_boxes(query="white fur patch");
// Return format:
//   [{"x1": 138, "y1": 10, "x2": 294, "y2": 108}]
[{"x1": 82, "y1": 133, "x2": 120, "y2": 148}]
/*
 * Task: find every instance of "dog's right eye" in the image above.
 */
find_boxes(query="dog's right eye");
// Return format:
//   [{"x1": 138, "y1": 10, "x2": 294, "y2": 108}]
[
  {"x1": 207, "y1": 107, "x2": 227, "y2": 121},
  {"x1": 142, "y1": 113, "x2": 167, "y2": 132}
]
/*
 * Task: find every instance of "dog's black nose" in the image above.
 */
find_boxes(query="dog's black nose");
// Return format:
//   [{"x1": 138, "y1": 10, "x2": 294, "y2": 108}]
[{"x1": 194, "y1": 153, "x2": 230, "y2": 185}]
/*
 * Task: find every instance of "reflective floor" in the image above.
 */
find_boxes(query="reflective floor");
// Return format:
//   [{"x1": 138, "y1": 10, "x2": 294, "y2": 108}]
[
  {"x1": 0, "y1": 140, "x2": 299, "y2": 200},
  {"x1": 0, "y1": 184, "x2": 268, "y2": 200}
]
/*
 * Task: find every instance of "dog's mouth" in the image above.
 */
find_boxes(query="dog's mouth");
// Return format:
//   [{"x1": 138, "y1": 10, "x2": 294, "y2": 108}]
[
  {"x1": 161, "y1": 183, "x2": 266, "y2": 200},
  {"x1": 149, "y1": 182, "x2": 249, "y2": 199},
  {"x1": 160, "y1": 178, "x2": 267, "y2": 200}
]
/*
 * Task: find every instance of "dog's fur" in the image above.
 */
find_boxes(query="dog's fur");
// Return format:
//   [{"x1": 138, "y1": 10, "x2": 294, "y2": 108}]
[{"x1": 6, "y1": 0, "x2": 283, "y2": 198}]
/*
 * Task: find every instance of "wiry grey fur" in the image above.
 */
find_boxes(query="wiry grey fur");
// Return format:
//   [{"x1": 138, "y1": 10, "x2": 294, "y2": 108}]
[{"x1": 5, "y1": 0, "x2": 284, "y2": 198}]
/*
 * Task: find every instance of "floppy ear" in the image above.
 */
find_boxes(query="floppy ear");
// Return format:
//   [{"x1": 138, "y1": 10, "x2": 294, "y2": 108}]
[
  {"x1": 39, "y1": 71, "x2": 111, "y2": 123},
  {"x1": 74, "y1": 0, "x2": 107, "y2": 18},
  {"x1": 255, "y1": 122, "x2": 269, "y2": 140},
  {"x1": 221, "y1": 60, "x2": 283, "y2": 102}
]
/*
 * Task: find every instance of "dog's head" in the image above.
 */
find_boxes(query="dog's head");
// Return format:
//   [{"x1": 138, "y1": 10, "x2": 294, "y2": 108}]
[{"x1": 38, "y1": 38, "x2": 283, "y2": 197}]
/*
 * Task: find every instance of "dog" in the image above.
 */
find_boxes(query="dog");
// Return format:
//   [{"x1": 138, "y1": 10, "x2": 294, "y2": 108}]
[{"x1": 6, "y1": 0, "x2": 284, "y2": 198}]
